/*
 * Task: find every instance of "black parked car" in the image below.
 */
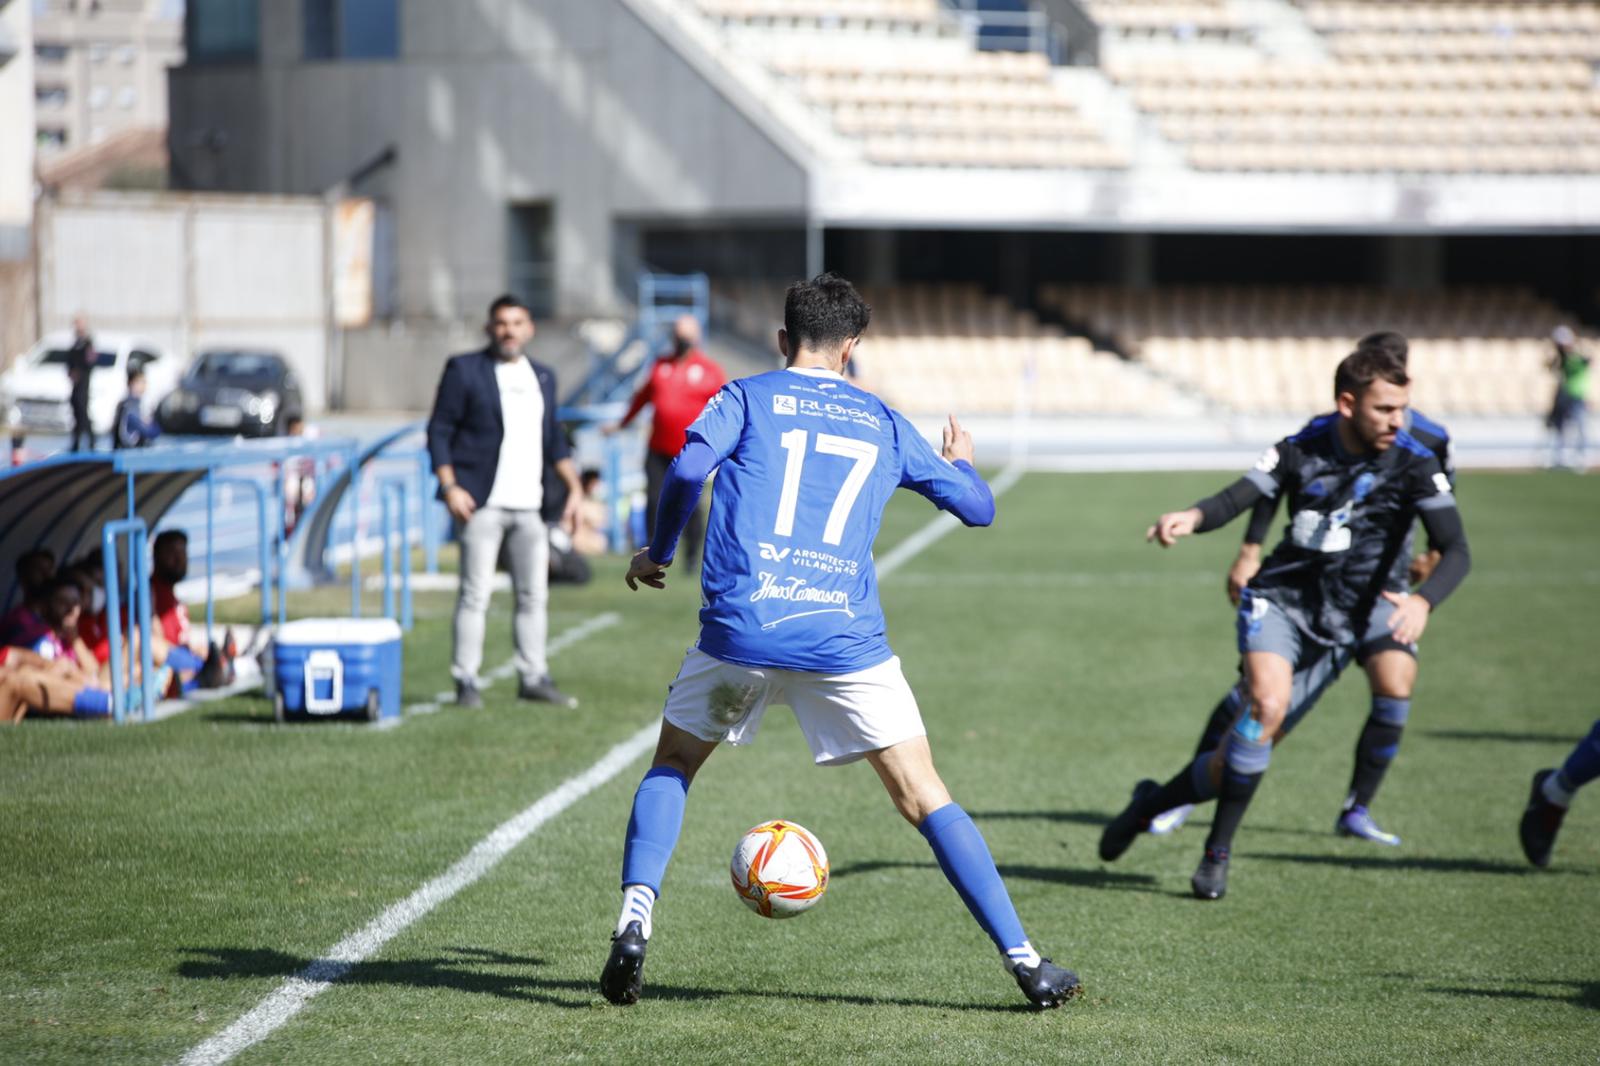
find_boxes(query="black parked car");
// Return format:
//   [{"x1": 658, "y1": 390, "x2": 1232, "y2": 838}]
[{"x1": 157, "y1": 350, "x2": 304, "y2": 437}]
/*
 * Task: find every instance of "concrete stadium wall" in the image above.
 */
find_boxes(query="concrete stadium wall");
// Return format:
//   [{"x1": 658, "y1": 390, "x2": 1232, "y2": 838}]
[
  {"x1": 168, "y1": 0, "x2": 812, "y2": 329},
  {"x1": 36, "y1": 191, "x2": 331, "y2": 411}
]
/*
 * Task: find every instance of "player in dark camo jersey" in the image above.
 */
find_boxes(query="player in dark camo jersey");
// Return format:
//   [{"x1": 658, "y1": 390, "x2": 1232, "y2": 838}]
[
  {"x1": 1099, "y1": 347, "x2": 1472, "y2": 900},
  {"x1": 1151, "y1": 333, "x2": 1454, "y2": 846}
]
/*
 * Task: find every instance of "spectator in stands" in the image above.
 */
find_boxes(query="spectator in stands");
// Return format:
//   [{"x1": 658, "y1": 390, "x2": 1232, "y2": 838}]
[
  {"x1": 573, "y1": 468, "x2": 610, "y2": 557},
  {"x1": 150, "y1": 529, "x2": 233, "y2": 690},
  {"x1": 113, "y1": 367, "x2": 161, "y2": 450},
  {"x1": 1548, "y1": 326, "x2": 1591, "y2": 471},
  {"x1": 66, "y1": 315, "x2": 98, "y2": 452},
  {"x1": 606, "y1": 314, "x2": 725, "y2": 572},
  {"x1": 426, "y1": 293, "x2": 585, "y2": 710},
  {"x1": 0, "y1": 549, "x2": 57, "y2": 648}
]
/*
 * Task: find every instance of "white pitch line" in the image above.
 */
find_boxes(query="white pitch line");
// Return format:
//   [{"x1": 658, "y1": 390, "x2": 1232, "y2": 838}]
[{"x1": 175, "y1": 469, "x2": 1025, "y2": 1066}]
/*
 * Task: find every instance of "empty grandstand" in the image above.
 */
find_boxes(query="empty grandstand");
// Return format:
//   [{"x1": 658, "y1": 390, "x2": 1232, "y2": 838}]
[{"x1": 165, "y1": 0, "x2": 1600, "y2": 425}]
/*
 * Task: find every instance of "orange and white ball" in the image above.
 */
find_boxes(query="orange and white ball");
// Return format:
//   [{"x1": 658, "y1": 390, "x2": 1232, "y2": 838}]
[{"x1": 730, "y1": 820, "x2": 829, "y2": 918}]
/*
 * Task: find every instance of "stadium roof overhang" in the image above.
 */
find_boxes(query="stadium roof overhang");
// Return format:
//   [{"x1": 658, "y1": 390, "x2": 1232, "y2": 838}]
[{"x1": 809, "y1": 165, "x2": 1600, "y2": 234}]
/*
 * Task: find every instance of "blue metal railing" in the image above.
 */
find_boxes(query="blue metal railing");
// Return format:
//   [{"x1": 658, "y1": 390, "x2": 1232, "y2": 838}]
[{"x1": 102, "y1": 518, "x2": 156, "y2": 724}]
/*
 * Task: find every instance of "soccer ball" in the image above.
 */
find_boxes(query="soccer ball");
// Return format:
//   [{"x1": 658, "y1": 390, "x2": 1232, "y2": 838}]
[{"x1": 730, "y1": 820, "x2": 829, "y2": 919}]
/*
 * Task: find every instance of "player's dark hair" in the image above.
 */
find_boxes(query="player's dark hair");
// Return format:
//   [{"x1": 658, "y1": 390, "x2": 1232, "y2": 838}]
[
  {"x1": 1335, "y1": 346, "x2": 1409, "y2": 398},
  {"x1": 45, "y1": 574, "x2": 82, "y2": 601},
  {"x1": 784, "y1": 273, "x2": 871, "y2": 355},
  {"x1": 15, "y1": 548, "x2": 54, "y2": 577},
  {"x1": 487, "y1": 293, "x2": 530, "y2": 321},
  {"x1": 126, "y1": 366, "x2": 145, "y2": 385},
  {"x1": 153, "y1": 529, "x2": 188, "y2": 552},
  {"x1": 1356, "y1": 331, "x2": 1409, "y2": 367}
]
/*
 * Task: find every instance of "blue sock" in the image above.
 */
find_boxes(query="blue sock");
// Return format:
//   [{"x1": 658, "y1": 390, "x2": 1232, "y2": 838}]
[
  {"x1": 1557, "y1": 718, "x2": 1600, "y2": 793},
  {"x1": 1349, "y1": 696, "x2": 1409, "y2": 808},
  {"x1": 619, "y1": 766, "x2": 689, "y2": 895},
  {"x1": 72, "y1": 689, "x2": 113, "y2": 717},
  {"x1": 1205, "y1": 727, "x2": 1272, "y2": 854},
  {"x1": 918, "y1": 803, "x2": 1030, "y2": 960},
  {"x1": 167, "y1": 646, "x2": 204, "y2": 673}
]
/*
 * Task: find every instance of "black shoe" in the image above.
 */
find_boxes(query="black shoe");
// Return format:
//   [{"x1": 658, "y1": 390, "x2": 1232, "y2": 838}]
[
  {"x1": 1519, "y1": 769, "x2": 1567, "y2": 868},
  {"x1": 455, "y1": 680, "x2": 482, "y2": 709},
  {"x1": 519, "y1": 675, "x2": 578, "y2": 709},
  {"x1": 196, "y1": 642, "x2": 233, "y2": 689},
  {"x1": 1013, "y1": 958, "x2": 1082, "y2": 1010},
  {"x1": 600, "y1": 920, "x2": 648, "y2": 1006},
  {"x1": 1191, "y1": 847, "x2": 1229, "y2": 900},
  {"x1": 1099, "y1": 778, "x2": 1159, "y2": 862}
]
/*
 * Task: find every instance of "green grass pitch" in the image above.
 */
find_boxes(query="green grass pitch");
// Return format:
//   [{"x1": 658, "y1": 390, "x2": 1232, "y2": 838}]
[{"x1": 1, "y1": 470, "x2": 1596, "y2": 1064}]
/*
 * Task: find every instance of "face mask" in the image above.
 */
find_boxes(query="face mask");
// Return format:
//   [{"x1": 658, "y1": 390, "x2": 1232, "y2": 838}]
[{"x1": 90, "y1": 586, "x2": 105, "y2": 614}]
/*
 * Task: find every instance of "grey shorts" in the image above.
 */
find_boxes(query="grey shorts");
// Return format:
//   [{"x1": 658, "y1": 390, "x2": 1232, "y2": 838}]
[{"x1": 1236, "y1": 590, "x2": 1416, "y2": 736}]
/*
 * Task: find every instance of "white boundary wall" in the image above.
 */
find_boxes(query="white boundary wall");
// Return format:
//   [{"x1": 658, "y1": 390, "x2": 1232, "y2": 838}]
[{"x1": 36, "y1": 191, "x2": 332, "y2": 412}]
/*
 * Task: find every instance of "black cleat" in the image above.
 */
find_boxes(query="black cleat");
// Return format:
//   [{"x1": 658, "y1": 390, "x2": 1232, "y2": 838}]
[
  {"x1": 1099, "y1": 779, "x2": 1159, "y2": 862},
  {"x1": 519, "y1": 675, "x2": 579, "y2": 709},
  {"x1": 600, "y1": 920, "x2": 648, "y2": 1005},
  {"x1": 1191, "y1": 847, "x2": 1229, "y2": 900},
  {"x1": 1013, "y1": 958, "x2": 1082, "y2": 1010},
  {"x1": 455, "y1": 680, "x2": 482, "y2": 709},
  {"x1": 1519, "y1": 769, "x2": 1567, "y2": 868}
]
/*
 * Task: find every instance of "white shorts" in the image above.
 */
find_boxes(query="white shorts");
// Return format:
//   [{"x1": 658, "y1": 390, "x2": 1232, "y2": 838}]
[{"x1": 661, "y1": 647, "x2": 926, "y2": 767}]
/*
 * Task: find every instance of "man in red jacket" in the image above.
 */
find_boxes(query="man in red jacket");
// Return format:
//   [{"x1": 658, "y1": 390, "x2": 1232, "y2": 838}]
[{"x1": 609, "y1": 315, "x2": 725, "y2": 572}]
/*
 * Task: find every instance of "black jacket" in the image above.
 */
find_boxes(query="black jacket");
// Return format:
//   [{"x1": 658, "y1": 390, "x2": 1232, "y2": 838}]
[{"x1": 425, "y1": 347, "x2": 571, "y2": 523}]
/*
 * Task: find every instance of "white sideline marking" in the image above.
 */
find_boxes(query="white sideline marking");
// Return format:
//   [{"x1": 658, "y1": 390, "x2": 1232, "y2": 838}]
[
  {"x1": 404, "y1": 613, "x2": 622, "y2": 718},
  {"x1": 176, "y1": 467, "x2": 1025, "y2": 1066},
  {"x1": 175, "y1": 722, "x2": 660, "y2": 1066}
]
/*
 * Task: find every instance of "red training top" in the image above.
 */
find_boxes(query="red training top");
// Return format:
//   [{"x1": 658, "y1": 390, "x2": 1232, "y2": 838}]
[
  {"x1": 151, "y1": 579, "x2": 191, "y2": 649},
  {"x1": 619, "y1": 349, "x2": 727, "y2": 457}
]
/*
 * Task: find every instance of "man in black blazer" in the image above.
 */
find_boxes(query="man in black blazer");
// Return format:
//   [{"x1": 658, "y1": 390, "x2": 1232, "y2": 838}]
[
  {"x1": 427, "y1": 294, "x2": 585, "y2": 708},
  {"x1": 66, "y1": 316, "x2": 98, "y2": 452}
]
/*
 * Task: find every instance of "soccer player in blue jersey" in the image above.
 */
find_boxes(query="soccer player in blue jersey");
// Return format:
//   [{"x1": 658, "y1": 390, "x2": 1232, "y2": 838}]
[
  {"x1": 1151, "y1": 332, "x2": 1456, "y2": 847},
  {"x1": 1101, "y1": 347, "x2": 1471, "y2": 900},
  {"x1": 1519, "y1": 718, "x2": 1600, "y2": 867},
  {"x1": 598, "y1": 274, "x2": 1080, "y2": 1010}
]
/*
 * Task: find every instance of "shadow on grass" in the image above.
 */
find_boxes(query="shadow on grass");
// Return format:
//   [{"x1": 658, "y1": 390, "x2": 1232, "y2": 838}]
[
  {"x1": 197, "y1": 711, "x2": 275, "y2": 724},
  {"x1": 1421, "y1": 729, "x2": 1581, "y2": 745},
  {"x1": 1248, "y1": 851, "x2": 1574, "y2": 876},
  {"x1": 831, "y1": 858, "x2": 1161, "y2": 893},
  {"x1": 1384, "y1": 971, "x2": 1599, "y2": 1012},
  {"x1": 970, "y1": 808, "x2": 1322, "y2": 840},
  {"x1": 177, "y1": 945, "x2": 1034, "y2": 1013},
  {"x1": 1429, "y1": 979, "x2": 1600, "y2": 1012}
]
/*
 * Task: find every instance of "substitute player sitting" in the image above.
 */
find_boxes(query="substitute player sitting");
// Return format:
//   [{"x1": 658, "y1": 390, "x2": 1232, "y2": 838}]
[
  {"x1": 599, "y1": 273, "x2": 1081, "y2": 1010},
  {"x1": 1100, "y1": 346, "x2": 1471, "y2": 900},
  {"x1": 1154, "y1": 331, "x2": 1455, "y2": 847}
]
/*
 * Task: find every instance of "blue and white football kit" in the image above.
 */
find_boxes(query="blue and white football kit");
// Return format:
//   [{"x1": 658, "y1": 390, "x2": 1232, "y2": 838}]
[
  {"x1": 604, "y1": 366, "x2": 1078, "y2": 1007},
  {"x1": 648, "y1": 366, "x2": 993, "y2": 765}
]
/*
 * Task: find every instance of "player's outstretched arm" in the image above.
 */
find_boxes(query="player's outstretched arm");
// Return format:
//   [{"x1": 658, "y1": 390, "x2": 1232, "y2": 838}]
[
  {"x1": 896, "y1": 413, "x2": 994, "y2": 527},
  {"x1": 1149, "y1": 475, "x2": 1269, "y2": 548}
]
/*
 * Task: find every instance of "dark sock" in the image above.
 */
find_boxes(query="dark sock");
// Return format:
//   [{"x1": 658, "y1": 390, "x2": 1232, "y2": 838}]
[
  {"x1": 1194, "y1": 688, "x2": 1242, "y2": 758},
  {"x1": 1348, "y1": 696, "x2": 1409, "y2": 808},
  {"x1": 1143, "y1": 752, "x2": 1217, "y2": 816},
  {"x1": 1204, "y1": 731, "x2": 1271, "y2": 853}
]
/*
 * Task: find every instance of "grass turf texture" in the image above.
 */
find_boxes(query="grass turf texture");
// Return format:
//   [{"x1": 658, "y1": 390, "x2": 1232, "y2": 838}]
[{"x1": 1, "y1": 470, "x2": 1596, "y2": 1064}]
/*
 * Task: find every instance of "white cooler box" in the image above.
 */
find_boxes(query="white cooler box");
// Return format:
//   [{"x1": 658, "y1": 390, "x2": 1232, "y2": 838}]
[{"x1": 272, "y1": 618, "x2": 403, "y2": 723}]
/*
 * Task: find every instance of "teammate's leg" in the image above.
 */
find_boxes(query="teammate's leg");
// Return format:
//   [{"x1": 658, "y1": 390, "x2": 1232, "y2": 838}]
[
  {"x1": 1337, "y1": 650, "x2": 1415, "y2": 845},
  {"x1": 866, "y1": 736, "x2": 1080, "y2": 1008},
  {"x1": 1521, "y1": 717, "x2": 1600, "y2": 867},
  {"x1": 602, "y1": 721, "x2": 719, "y2": 1005}
]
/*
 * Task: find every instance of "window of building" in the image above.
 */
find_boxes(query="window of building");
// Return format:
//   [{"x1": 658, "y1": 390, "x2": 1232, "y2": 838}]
[
  {"x1": 36, "y1": 86, "x2": 69, "y2": 107},
  {"x1": 187, "y1": 0, "x2": 260, "y2": 62},
  {"x1": 89, "y1": 86, "x2": 111, "y2": 109},
  {"x1": 304, "y1": 0, "x2": 399, "y2": 61},
  {"x1": 37, "y1": 128, "x2": 69, "y2": 149},
  {"x1": 117, "y1": 86, "x2": 137, "y2": 109},
  {"x1": 35, "y1": 42, "x2": 69, "y2": 62},
  {"x1": 89, "y1": 42, "x2": 110, "y2": 63},
  {"x1": 117, "y1": 45, "x2": 136, "y2": 65}
]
